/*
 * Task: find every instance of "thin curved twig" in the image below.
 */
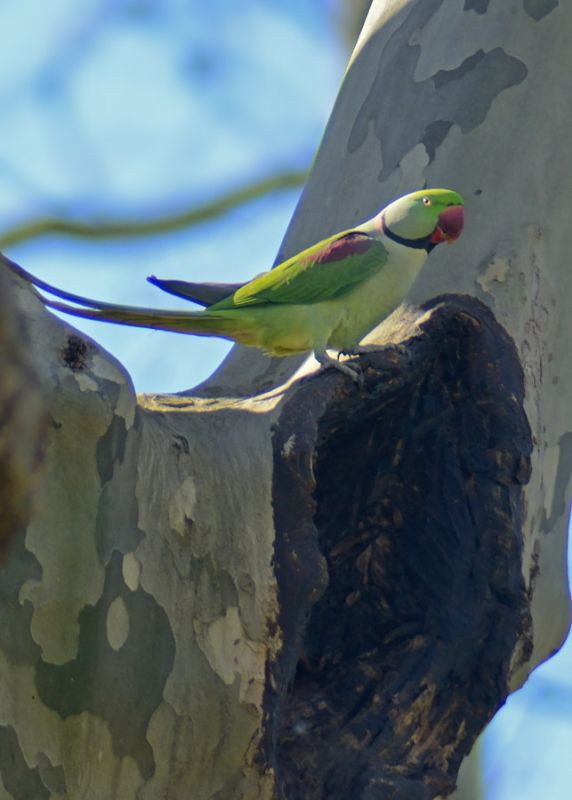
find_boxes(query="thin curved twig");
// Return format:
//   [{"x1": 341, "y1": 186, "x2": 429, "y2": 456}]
[{"x1": 0, "y1": 169, "x2": 307, "y2": 248}]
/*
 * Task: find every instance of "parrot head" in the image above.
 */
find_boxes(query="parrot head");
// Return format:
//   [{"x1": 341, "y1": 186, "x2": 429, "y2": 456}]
[{"x1": 380, "y1": 188, "x2": 464, "y2": 250}]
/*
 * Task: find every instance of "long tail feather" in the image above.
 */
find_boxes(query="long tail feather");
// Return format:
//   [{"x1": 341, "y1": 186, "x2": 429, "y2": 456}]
[
  {"x1": 43, "y1": 297, "x2": 240, "y2": 338},
  {"x1": 3, "y1": 255, "x2": 247, "y2": 342},
  {"x1": 147, "y1": 275, "x2": 243, "y2": 306},
  {"x1": 3, "y1": 256, "x2": 144, "y2": 313}
]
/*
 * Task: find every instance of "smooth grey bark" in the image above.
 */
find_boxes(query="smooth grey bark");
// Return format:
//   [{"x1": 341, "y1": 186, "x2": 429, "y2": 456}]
[{"x1": 0, "y1": 1, "x2": 570, "y2": 799}]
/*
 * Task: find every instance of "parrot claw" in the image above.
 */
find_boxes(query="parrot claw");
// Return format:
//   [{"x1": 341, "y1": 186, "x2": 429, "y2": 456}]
[
  {"x1": 339, "y1": 342, "x2": 411, "y2": 365},
  {"x1": 339, "y1": 344, "x2": 379, "y2": 356},
  {"x1": 315, "y1": 350, "x2": 364, "y2": 384}
]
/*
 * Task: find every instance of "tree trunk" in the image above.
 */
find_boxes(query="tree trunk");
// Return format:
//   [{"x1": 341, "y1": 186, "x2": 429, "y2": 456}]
[
  {"x1": 1, "y1": 1, "x2": 570, "y2": 798},
  {"x1": 0, "y1": 272, "x2": 46, "y2": 556}
]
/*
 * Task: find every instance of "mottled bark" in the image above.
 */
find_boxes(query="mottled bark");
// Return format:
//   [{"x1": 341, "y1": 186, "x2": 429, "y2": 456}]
[
  {"x1": 1, "y1": 1, "x2": 570, "y2": 799},
  {"x1": 0, "y1": 270, "x2": 46, "y2": 556}
]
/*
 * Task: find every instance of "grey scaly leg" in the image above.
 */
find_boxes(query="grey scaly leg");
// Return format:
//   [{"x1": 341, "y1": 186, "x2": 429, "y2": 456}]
[{"x1": 314, "y1": 349, "x2": 362, "y2": 382}]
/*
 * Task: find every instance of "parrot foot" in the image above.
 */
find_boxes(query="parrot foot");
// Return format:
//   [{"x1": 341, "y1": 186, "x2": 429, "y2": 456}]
[
  {"x1": 338, "y1": 343, "x2": 407, "y2": 357},
  {"x1": 315, "y1": 350, "x2": 363, "y2": 383},
  {"x1": 339, "y1": 342, "x2": 411, "y2": 367}
]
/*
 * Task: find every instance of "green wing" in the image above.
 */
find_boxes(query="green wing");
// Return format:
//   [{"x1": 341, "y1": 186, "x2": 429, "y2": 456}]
[{"x1": 211, "y1": 231, "x2": 388, "y2": 309}]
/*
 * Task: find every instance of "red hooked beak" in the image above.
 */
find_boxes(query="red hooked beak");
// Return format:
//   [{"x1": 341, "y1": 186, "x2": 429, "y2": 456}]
[{"x1": 430, "y1": 205, "x2": 464, "y2": 245}]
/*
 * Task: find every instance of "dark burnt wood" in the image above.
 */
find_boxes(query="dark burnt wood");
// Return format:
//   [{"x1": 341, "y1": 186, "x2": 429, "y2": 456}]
[{"x1": 269, "y1": 295, "x2": 532, "y2": 800}]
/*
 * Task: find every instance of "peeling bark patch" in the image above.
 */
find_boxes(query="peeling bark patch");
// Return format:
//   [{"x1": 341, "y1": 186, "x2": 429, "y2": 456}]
[
  {"x1": 106, "y1": 596, "x2": 130, "y2": 650},
  {"x1": 0, "y1": 725, "x2": 50, "y2": 799},
  {"x1": 464, "y1": 0, "x2": 491, "y2": 13},
  {"x1": 433, "y1": 50, "x2": 487, "y2": 88},
  {"x1": 477, "y1": 255, "x2": 512, "y2": 293},
  {"x1": 0, "y1": 534, "x2": 43, "y2": 665},
  {"x1": 96, "y1": 416, "x2": 143, "y2": 564},
  {"x1": 61, "y1": 335, "x2": 90, "y2": 372},
  {"x1": 523, "y1": 0, "x2": 558, "y2": 21},
  {"x1": 432, "y1": 49, "x2": 528, "y2": 130},
  {"x1": 422, "y1": 120, "x2": 454, "y2": 162},
  {"x1": 541, "y1": 432, "x2": 572, "y2": 530},
  {"x1": 96, "y1": 414, "x2": 128, "y2": 483},
  {"x1": 270, "y1": 297, "x2": 532, "y2": 800},
  {"x1": 36, "y1": 753, "x2": 67, "y2": 795},
  {"x1": 122, "y1": 552, "x2": 141, "y2": 591},
  {"x1": 34, "y1": 551, "x2": 175, "y2": 780},
  {"x1": 349, "y1": 0, "x2": 528, "y2": 180}
]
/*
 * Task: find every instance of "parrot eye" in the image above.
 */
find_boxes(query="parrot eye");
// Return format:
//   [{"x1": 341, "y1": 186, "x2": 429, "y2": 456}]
[{"x1": 422, "y1": 197, "x2": 432, "y2": 206}]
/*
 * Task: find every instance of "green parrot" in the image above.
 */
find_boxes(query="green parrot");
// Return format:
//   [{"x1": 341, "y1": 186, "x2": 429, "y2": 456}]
[{"x1": 5, "y1": 188, "x2": 464, "y2": 378}]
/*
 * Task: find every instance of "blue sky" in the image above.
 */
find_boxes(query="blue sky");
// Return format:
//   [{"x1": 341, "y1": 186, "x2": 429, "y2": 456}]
[
  {"x1": 1, "y1": 0, "x2": 342, "y2": 392},
  {"x1": 1, "y1": 2, "x2": 571, "y2": 796}
]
